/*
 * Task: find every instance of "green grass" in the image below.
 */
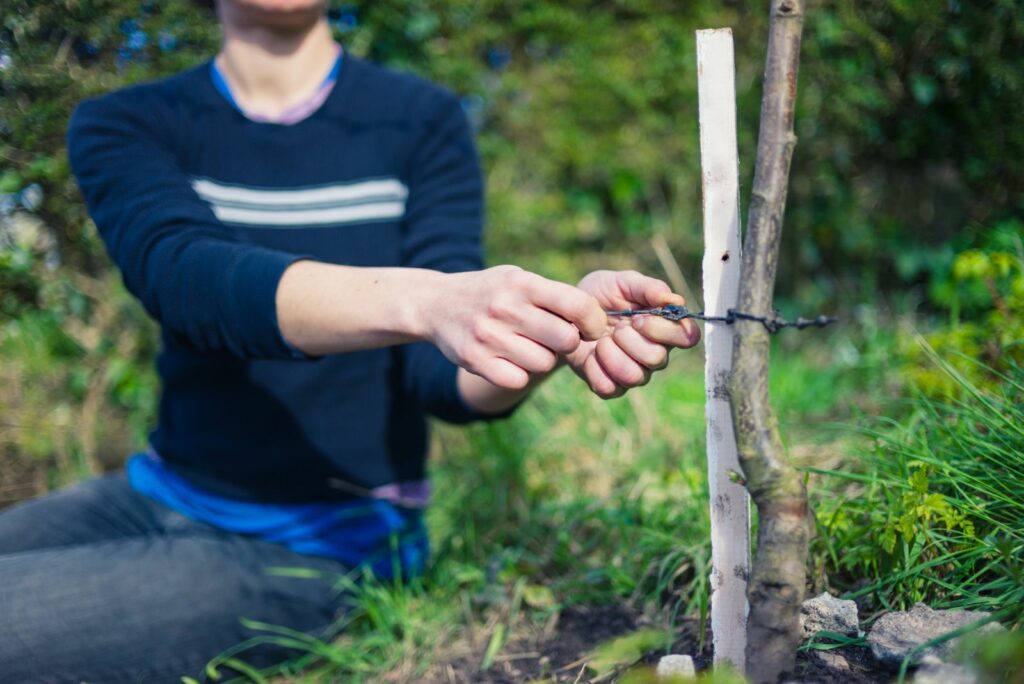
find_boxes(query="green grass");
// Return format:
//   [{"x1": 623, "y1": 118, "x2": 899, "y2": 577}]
[{"x1": 814, "y1": 345, "x2": 1024, "y2": 628}]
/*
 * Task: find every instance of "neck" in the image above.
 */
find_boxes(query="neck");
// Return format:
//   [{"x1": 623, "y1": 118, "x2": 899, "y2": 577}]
[{"x1": 215, "y1": 10, "x2": 338, "y2": 118}]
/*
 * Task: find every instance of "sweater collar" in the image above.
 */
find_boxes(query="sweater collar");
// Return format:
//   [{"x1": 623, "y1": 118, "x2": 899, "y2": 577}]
[{"x1": 206, "y1": 44, "x2": 346, "y2": 126}]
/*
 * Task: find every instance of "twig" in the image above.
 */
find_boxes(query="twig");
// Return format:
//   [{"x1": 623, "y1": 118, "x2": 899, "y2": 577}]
[{"x1": 650, "y1": 233, "x2": 697, "y2": 308}]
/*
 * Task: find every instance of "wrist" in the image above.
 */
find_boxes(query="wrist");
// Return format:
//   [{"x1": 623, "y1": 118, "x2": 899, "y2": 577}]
[
  {"x1": 456, "y1": 365, "x2": 542, "y2": 415},
  {"x1": 401, "y1": 268, "x2": 449, "y2": 343}
]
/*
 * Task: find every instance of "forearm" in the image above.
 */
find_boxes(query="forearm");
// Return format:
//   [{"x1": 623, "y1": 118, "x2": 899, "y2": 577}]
[
  {"x1": 278, "y1": 261, "x2": 609, "y2": 411},
  {"x1": 276, "y1": 260, "x2": 441, "y2": 356}
]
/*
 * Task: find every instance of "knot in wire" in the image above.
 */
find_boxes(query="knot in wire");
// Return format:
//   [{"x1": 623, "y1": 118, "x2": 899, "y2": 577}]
[{"x1": 604, "y1": 304, "x2": 837, "y2": 334}]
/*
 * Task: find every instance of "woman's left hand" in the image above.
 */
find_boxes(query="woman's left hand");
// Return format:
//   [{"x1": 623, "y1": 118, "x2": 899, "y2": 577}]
[{"x1": 565, "y1": 270, "x2": 701, "y2": 398}]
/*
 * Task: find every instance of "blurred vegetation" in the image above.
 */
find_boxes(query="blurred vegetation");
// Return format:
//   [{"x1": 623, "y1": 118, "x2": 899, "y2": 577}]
[
  {"x1": 815, "y1": 352, "x2": 1024, "y2": 629},
  {"x1": 3, "y1": 0, "x2": 1023, "y2": 297},
  {"x1": 902, "y1": 219, "x2": 1024, "y2": 395}
]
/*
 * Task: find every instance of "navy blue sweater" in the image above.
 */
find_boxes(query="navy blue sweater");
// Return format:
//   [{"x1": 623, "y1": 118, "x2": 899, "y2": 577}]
[{"x1": 68, "y1": 55, "x2": 500, "y2": 502}]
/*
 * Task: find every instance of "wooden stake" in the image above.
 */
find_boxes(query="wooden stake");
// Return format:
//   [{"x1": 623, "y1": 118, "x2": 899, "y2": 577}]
[{"x1": 696, "y1": 27, "x2": 749, "y2": 673}]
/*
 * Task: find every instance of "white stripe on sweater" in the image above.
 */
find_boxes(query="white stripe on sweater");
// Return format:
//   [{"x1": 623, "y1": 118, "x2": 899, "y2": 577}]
[
  {"x1": 210, "y1": 201, "x2": 406, "y2": 226},
  {"x1": 192, "y1": 177, "x2": 409, "y2": 207},
  {"x1": 192, "y1": 177, "x2": 408, "y2": 226}
]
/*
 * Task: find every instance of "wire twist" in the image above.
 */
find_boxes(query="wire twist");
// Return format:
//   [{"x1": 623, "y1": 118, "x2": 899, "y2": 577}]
[{"x1": 605, "y1": 304, "x2": 837, "y2": 334}]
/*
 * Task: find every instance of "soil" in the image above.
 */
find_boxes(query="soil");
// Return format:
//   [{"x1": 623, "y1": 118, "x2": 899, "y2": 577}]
[
  {"x1": 420, "y1": 603, "x2": 893, "y2": 683},
  {"x1": 420, "y1": 604, "x2": 652, "y2": 683},
  {"x1": 795, "y1": 645, "x2": 891, "y2": 684}
]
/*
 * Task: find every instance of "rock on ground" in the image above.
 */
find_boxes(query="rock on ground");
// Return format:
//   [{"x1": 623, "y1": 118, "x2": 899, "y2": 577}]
[
  {"x1": 913, "y1": 656, "x2": 978, "y2": 684},
  {"x1": 656, "y1": 654, "x2": 696, "y2": 679},
  {"x1": 801, "y1": 592, "x2": 860, "y2": 639},
  {"x1": 812, "y1": 649, "x2": 850, "y2": 672},
  {"x1": 867, "y1": 603, "x2": 1005, "y2": 667}
]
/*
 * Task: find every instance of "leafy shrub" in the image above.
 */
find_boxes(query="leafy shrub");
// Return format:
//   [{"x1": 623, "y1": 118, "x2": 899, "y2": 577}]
[
  {"x1": 814, "y1": 352, "x2": 1024, "y2": 627},
  {"x1": 3, "y1": 1, "x2": 1023, "y2": 298},
  {"x1": 0, "y1": 264, "x2": 158, "y2": 502},
  {"x1": 903, "y1": 220, "x2": 1024, "y2": 396}
]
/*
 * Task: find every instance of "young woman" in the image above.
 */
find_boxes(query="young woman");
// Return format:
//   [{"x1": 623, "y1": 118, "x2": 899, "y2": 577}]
[{"x1": 0, "y1": 1, "x2": 699, "y2": 680}]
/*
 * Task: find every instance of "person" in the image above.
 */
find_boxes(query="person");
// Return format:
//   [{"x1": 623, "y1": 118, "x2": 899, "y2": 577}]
[{"x1": 0, "y1": 0, "x2": 700, "y2": 681}]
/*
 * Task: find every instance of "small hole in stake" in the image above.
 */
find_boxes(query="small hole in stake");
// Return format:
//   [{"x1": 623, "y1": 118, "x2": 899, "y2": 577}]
[{"x1": 721, "y1": 251, "x2": 730, "y2": 262}]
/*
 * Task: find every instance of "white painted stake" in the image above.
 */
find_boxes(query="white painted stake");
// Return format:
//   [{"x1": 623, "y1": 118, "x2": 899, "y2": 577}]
[{"x1": 696, "y1": 28, "x2": 750, "y2": 671}]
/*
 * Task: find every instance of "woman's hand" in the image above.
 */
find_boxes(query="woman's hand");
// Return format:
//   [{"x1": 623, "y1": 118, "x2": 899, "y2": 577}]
[
  {"x1": 424, "y1": 265, "x2": 608, "y2": 391},
  {"x1": 566, "y1": 270, "x2": 701, "y2": 398}
]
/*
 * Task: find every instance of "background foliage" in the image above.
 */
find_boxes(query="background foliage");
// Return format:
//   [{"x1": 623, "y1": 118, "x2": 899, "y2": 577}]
[{"x1": 3, "y1": 0, "x2": 1023, "y2": 298}]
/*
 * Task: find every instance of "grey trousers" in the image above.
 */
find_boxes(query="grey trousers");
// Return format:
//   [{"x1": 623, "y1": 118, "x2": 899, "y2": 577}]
[{"x1": 0, "y1": 473, "x2": 349, "y2": 683}]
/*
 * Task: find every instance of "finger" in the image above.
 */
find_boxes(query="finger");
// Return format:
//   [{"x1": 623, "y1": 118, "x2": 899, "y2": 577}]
[
  {"x1": 612, "y1": 324, "x2": 670, "y2": 370},
  {"x1": 581, "y1": 352, "x2": 623, "y2": 399},
  {"x1": 613, "y1": 271, "x2": 683, "y2": 309},
  {"x1": 498, "y1": 333, "x2": 559, "y2": 375},
  {"x1": 509, "y1": 306, "x2": 582, "y2": 355},
  {"x1": 522, "y1": 275, "x2": 607, "y2": 341},
  {"x1": 632, "y1": 314, "x2": 701, "y2": 348},
  {"x1": 476, "y1": 357, "x2": 531, "y2": 391},
  {"x1": 595, "y1": 335, "x2": 649, "y2": 388}
]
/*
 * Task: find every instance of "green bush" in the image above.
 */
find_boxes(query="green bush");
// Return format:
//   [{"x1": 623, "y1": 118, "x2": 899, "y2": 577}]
[
  {"x1": 810, "y1": 226, "x2": 1022, "y2": 627},
  {"x1": 3, "y1": 0, "x2": 1023, "y2": 301},
  {"x1": 814, "y1": 353, "x2": 1024, "y2": 627},
  {"x1": 901, "y1": 220, "x2": 1024, "y2": 396}
]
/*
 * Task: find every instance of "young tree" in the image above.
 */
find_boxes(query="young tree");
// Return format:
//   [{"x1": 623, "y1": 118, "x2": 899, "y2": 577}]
[{"x1": 729, "y1": 1, "x2": 810, "y2": 681}]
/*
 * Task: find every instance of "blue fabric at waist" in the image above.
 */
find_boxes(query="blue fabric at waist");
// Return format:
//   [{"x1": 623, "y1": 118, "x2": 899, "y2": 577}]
[{"x1": 126, "y1": 452, "x2": 426, "y2": 580}]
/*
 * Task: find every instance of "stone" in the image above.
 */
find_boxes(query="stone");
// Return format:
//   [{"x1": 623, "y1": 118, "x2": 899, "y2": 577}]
[
  {"x1": 913, "y1": 656, "x2": 978, "y2": 684},
  {"x1": 812, "y1": 650, "x2": 850, "y2": 671},
  {"x1": 656, "y1": 654, "x2": 696, "y2": 679},
  {"x1": 867, "y1": 603, "x2": 1005, "y2": 667},
  {"x1": 800, "y1": 592, "x2": 860, "y2": 639}
]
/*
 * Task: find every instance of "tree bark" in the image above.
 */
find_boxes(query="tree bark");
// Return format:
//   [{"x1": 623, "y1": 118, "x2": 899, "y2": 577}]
[{"x1": 729, "y1": 1, "x2": 810, "y2": 682}]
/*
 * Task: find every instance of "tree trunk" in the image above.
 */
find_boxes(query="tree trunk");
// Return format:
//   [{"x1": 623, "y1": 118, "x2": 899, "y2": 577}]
[{"x1": 729, "y1": 1, "x2": 810, "y2": 682}]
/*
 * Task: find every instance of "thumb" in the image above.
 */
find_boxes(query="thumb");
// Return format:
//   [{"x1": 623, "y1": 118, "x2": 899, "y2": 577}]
[{"x1": 616, "y1": 271, "x2": 682, "y2": 308}]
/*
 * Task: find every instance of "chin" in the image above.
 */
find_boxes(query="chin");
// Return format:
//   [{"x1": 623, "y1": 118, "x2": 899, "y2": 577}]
[{"x1": 221, "y1": 0, "x2": 326, "y2": 30}]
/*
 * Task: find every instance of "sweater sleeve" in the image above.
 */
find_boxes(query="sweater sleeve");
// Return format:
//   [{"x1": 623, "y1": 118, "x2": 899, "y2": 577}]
[
  {"x1": 67, "y1": 93, "x2": 305, "y2": 359},
  {"x1": 397, "y1": 92, "x2": 519, "y2": 424}
]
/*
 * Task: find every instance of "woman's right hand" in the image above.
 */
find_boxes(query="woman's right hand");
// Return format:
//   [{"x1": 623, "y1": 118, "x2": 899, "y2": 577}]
[{"x1": 423, "y1": 265, "x2": 608, "y2": 390}]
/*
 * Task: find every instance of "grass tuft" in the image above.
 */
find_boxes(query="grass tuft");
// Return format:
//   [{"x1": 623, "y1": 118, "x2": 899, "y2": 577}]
[{"x1": 814, "y1": 343, "x2": 1024, "y2": 627}]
